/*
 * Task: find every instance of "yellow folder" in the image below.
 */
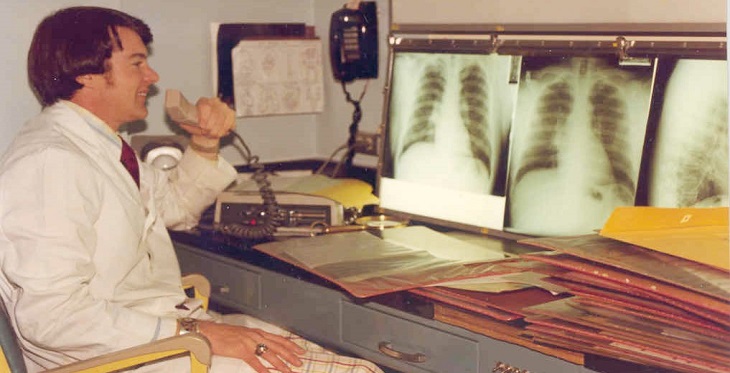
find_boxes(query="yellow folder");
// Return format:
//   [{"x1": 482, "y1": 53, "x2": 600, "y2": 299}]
[{"x1": 599, "y1": 207, "x2": 729, "y2": 271}]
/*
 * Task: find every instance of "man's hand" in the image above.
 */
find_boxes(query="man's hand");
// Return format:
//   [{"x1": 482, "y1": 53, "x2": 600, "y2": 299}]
[
  {"x1": 177, "y1": 97, "x2": 236, "y2": 158},
  {"x1": 198, "y1": 320, "x2": 306, "y2": 373},
  {"x1": 178, "y1": 97, "x2": 236, "y2": 139}
]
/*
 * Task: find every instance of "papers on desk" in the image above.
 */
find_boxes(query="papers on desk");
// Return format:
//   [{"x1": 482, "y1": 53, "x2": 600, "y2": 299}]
[
  {"x1": 256, "y1": 207, "x2": 730, "y2": 372},
  {"x1": 515, "y1": 232, "x2": 730, "y2": 373},
  {"x1": 432, "y1": 271, "x2": 569, "y2": 295},
  {"x1": 254, "y1": 226, "x2": 510, "y2": 297},
  {"x1": 285, "y1": 226, "x2": 504, "y2": 269}
]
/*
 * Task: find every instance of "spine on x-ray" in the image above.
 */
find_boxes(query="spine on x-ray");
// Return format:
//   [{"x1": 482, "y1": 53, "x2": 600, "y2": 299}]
[{"x1": 589, "y1": 80, "x2": 636, "y2": 203}]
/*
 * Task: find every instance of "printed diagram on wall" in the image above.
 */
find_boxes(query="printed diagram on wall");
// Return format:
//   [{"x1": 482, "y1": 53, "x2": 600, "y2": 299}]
[
  {"x1": 504, "y1": 56, "x2": 655, "y2": 236},
  {"x1": 232, "y1": 39, "x2": 324, "y2": 117}
]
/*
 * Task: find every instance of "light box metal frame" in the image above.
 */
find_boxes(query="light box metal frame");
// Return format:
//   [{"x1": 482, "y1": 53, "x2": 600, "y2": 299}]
[{"x1": 374, "y1": 24, "x2": 727, "y2": 238}]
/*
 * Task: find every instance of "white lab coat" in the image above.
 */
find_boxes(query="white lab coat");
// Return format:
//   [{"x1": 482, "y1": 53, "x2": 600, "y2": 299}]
[{"x1": 0, "y1": 101, "x2": 237, "y2": 371}]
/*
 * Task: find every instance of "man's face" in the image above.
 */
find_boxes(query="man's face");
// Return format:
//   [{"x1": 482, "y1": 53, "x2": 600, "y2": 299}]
[{"x1": 92, "y1": 27, "x2": 159, "y2": 129}]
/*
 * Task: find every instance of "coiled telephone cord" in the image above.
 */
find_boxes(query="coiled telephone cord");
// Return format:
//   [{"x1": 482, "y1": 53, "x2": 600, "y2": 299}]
[{"x1": 216, "y1": 131, "x2": 284, "y2": 240}]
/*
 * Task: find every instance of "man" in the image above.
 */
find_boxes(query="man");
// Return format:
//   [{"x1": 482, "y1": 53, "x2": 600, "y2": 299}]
[{"x1": 0, "y1": 6, "x2": 382, "y2": 373}]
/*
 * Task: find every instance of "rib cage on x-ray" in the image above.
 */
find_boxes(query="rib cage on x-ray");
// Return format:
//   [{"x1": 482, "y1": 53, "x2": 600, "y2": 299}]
[
  {"x1": 400, "y1": 61, "x2": 495, "y2": 175},
  {"x1": 400, "y1": 63, "x2": 445, "y2": 159},
  {"x1": 507, "y1": 57, "x2": 653, "y2": 236},
  {"x1": 512, "y1": 80, "x2": 570, "y2": 184},
  {"x1": 391, "y1": 53, "x2": 514, "y2": 195}
]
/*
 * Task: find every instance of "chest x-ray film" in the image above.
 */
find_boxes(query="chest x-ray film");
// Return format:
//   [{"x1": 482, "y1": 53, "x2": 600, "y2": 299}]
[
  {"x1": 645, "y1": 59, "x2": 728, "y2": 208},
  {"x1": 505, "y1": 56, "x2": 655, "y2": 236},
  {"x1": 379, "y1": 51, "x2": 519, "y2": 231}
]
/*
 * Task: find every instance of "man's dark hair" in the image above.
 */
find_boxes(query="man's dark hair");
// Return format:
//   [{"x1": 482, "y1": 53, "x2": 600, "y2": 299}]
[{"x1": 28, "y1": 6, "x2": 153, "y2": 106}]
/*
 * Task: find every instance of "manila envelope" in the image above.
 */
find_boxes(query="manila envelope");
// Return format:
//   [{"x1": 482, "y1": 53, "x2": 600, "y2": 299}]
[{"x1": 600, "y1": 207, "x2": 728, "y2": 270}]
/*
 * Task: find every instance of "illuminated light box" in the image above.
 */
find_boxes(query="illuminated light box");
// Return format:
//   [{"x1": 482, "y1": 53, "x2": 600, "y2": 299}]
[{"x1": 377, "y1": 39, "x2": 728, "y2": 238}]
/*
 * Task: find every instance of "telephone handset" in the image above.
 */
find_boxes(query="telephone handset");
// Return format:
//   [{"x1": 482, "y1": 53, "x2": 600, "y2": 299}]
[
  {"x1": 164, "y1": 89, "x2": 283, "y2": 240},
  {"x1": 164, "y1": 90, "x2": 199, "y2": 126},
  {"x1": 329, "y1": 1, "x2": 378, "y2": 83}
]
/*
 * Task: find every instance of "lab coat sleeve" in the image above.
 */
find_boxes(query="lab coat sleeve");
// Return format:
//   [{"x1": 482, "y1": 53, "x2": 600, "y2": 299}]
[
  {"x1": 145, "y1": 147, "x2": 237, "y2": 230},
  {"x1": 0, "y1": 148, "x2": 171, "y2": 361}
]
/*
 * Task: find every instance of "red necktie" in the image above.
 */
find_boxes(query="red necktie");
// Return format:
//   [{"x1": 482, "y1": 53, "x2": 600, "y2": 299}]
[{"x1": 119, "y1": 137, "x2": 140, "y2": 188}]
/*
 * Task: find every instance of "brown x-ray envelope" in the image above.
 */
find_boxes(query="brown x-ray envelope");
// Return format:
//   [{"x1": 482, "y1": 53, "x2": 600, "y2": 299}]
[{"x1": 599, "y1": 206, "x2": 729, "y2": 270}]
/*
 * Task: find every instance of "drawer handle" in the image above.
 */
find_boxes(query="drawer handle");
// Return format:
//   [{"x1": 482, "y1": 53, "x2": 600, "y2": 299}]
[
  {"x1": 377, "y1": 342, "x2": 427, "y2": 363},
  {"x1": 493, "y1": 361, "x2": 530, "y2": 373},
  {"x1": 214, "y1": 285, "x2": 230, "y2": 294}
]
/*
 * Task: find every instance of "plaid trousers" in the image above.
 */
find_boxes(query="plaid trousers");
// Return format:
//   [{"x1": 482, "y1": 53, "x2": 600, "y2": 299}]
[{"x1": 209, "y1": 313, "x2": 385, "y2": 373}]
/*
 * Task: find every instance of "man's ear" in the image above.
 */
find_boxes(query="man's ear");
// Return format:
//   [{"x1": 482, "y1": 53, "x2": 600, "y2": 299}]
[{"x1": 75, "y1": 74, "x2": 100, "y2": 88}]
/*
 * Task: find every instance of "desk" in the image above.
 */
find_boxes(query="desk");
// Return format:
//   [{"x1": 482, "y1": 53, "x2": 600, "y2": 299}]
[
  {"x1": 171, "y1": 230, "x2": 666, "y2": 373},
  {"x1": 172, "y1": 232, "x2": 608, "y2": 373}
]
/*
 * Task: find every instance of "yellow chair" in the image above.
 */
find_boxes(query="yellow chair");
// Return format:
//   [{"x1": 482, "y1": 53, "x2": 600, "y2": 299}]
[
  {"x1": 0, "y1": 274, "x2": 213, "y2": 373},
  {"x1": 182, "y1": 273, "x2": 211, "y2": 312}
]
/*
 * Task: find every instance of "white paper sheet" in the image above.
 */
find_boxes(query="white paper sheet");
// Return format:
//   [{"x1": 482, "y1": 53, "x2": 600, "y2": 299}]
[{"x1": 232, "y1": 39, "x2": 324, "y2": 117}]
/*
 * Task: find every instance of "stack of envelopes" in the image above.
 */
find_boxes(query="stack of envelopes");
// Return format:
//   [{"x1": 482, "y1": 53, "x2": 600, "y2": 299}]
[{"x1": 517, "y1": 234, "x2": 730, "y2": 373}]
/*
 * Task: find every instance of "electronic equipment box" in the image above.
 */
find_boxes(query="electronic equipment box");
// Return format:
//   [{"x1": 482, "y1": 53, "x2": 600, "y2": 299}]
[{"x1": 215, "y1": 190, "x2": 344, "y2": 230}]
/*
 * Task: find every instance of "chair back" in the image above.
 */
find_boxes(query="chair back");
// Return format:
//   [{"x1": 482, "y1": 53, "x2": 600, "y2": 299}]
[{"x1": 0, "y1": 301, "x2": 27, "y2": 373}]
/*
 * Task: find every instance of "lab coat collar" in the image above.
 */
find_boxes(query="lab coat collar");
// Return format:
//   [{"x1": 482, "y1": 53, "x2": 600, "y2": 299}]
[
  {"x1": 60, "y1": 100, "x2": 122, "y2": 146},
  {"x1": 48, "y1": 101, "x2": 143, "y2": 203}
]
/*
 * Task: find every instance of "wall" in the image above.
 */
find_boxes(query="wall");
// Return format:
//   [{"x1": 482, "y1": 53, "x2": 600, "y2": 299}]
[
  {"x1": 0, "y1": 0, "x2": 119, "y2": 154},
  {"x1": 0, "y1": 0, "x2": 355, "y2": 167},
  {"x1": 120, "y1": 0, "x2": 322, "y2": 165},
  {"x1": 0, "y1": 0, "x2": 390, "y2": 168}
]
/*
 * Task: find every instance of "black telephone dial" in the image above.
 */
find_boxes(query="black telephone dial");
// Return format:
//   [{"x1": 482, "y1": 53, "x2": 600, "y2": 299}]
[{"x1": 329, "y1": 1, "x2": 378, "y2": 83}]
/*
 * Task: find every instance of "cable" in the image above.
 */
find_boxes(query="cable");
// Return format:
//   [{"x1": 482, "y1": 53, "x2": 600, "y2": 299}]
[
  {"x1": 331, "y1": 144, "x2": 355, "y2": 178},
  {"x1": 340, "y1": 80, "x2": 369, "y2": 175},
  {"x1": 314, "y1": 143, "x2": 349, "y2": 175},
  {"x1": 215, "y1": 131, "x2": 284, "y2": 240}
]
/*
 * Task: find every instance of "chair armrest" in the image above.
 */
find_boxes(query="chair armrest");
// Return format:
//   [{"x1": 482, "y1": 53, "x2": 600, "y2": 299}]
[
  {"x1": 182, "y1": 273, "x2": 211, "y2": 311},
  {"x1": 46, "y1": 333, "x2": 212, "y2": 373}
]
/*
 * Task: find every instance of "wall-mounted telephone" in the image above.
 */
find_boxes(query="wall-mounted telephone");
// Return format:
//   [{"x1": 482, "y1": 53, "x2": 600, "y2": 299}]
[{"x1": 329, "y1": 1, "x2": 378, "y2": 82}]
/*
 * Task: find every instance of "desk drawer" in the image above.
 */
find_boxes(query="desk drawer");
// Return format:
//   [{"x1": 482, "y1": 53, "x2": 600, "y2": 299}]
[
  {"x1": 260, "y1": 273, "x2": 342, "y2": 340},
  {"x1": 175, "y1": 244, "x2": 261, "y2": 311},
  {"x1": 342, "y1": 302, "x2": 479, "y2": 373}
]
